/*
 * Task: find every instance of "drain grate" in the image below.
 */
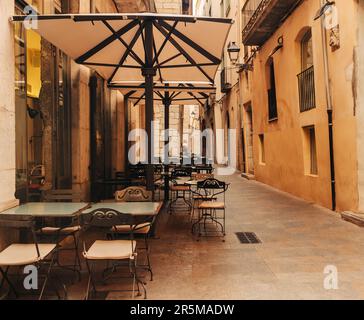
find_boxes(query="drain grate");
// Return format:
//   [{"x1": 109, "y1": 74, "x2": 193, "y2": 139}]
[{"x1": 236, "y1": 232, "x2": 261, "y2": 244}]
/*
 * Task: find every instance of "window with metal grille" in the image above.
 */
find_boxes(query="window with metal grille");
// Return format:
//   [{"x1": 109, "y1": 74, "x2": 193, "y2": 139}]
[
  {"x1": 298, "y1": 29, "x2": 316, "y2": 112},
  {"x1": 267, "y1": 59, "x2": 278, "y2": 121},
  {"x1": 298, "y1": 66, "x2": 316, "y2": 112}
]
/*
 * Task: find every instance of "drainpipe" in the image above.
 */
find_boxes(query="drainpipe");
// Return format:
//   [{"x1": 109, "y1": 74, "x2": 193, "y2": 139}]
[{"x1": 319, "y1": 0, "x2": 336, "y2": 211}]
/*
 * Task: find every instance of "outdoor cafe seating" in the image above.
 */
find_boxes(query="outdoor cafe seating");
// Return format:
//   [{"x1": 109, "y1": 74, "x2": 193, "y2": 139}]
[
  {"x1": 3, "y1": 10, "x2": 233, "y2": 301},
  {"x1": 0, "y1": 163, "x2": 229, "y2": 300}
]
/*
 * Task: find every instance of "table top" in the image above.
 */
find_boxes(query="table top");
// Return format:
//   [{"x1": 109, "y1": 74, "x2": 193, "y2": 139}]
[
  {"x1": 0, "y1": 203, "x2": 89, "y2": 217},
  {"x1": 82, "y1": 202, "x2": 163, "y2": 216}
]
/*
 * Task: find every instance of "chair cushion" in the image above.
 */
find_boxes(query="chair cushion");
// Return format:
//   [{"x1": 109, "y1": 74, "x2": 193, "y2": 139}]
[
  {"x1": 171, "y1": 185, "x2": 190, "y2": 191},
  {"x1": 39, "y1": 226, "x2": 81, "y2": 235},
  {"x1": 113, "y1": 223, "x2": 151, "y2": 234},
  {"x1": 199, "y1": 201, "x2": 225, "y2": 209},
  {"x1": 0, "y1": 244, "x2": 56, "y2": 266},
  {"x1": 83, "y1": 240, "x2": 136, "y2": 260}
]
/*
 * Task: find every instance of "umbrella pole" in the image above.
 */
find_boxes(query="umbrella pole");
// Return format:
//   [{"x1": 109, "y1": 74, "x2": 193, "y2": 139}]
[
  {"x1": 143, "y1": 19, "x2": 156, "y2": 191},
  {"x1": 124, "y1": 95, "x2": 130, "y2": 175},
  {"x1": 163, "y1": 92, "x2": 171, "y2": 202}
]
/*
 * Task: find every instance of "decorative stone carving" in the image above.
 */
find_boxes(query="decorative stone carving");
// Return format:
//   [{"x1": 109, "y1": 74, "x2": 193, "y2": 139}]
[{"x1": 329, "y1": 26, "x2": 340, "y2": 51}]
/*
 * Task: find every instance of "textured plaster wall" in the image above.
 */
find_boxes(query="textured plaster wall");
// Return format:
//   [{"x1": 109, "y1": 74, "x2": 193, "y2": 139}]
[
  {"x1": 245, "y1": 0, "x2": 358, "y2": 211},
  {"x1": 0, "y1": 1, "x2": 18, "y2": 249},
  {"x1": 155, "y1": 0, "x2": 182, "y2": 14},
  {"x1": 356, "y1": 0, "x2": 364, "y2": 212}
]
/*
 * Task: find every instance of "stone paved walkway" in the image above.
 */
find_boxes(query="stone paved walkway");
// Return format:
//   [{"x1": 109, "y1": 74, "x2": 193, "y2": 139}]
[{"x1": 68, "y1": 173, "x2": 364, "y2": 300}]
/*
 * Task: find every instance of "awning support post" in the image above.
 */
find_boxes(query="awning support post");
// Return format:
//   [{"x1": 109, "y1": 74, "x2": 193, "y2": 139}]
[
  {"x1": 163, "y1": 90, "x2": 171, "y2": 201},
  {"x1": 143, "y1": 18, "x2": 156, "y2": 191}
]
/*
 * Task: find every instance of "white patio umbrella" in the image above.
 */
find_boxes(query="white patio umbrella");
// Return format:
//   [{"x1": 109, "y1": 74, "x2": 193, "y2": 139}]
[
  {"x1": 116, "y1": 82, "x2": 216, "y2": 106},
  {"x1": 12, "y1": 13, "x2": 232, "y2": 189}
]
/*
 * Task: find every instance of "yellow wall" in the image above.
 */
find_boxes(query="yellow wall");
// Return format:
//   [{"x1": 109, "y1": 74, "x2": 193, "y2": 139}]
[{"x1": 241, "y1": 0, "x2": 359, "y2": 211}]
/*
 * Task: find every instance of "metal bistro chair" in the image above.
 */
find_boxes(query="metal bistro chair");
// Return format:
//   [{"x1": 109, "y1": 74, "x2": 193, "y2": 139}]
[
  {"x1": 169, "y1": 168, "x2": 193, "y2": 214},
  {"x1": 190, "y1": 174, "x2": 215, "y2": 222},
  {"x1": 192, "y1": 178, "x2": 229, "y2": 240},
  {"x1": 37, "y1": 189, "x2": 83, "y2": 280},
  {"x1": 153, "y1": 166, "x2": 164, "y2": 201},
  {"x1": 80, "y1": 208, "x2": 147, "y2": 300},
  {"x1": 0, "y1": 215, "x2": 60, "y2": 300},
  {"x1": 114, "y1": 187, "x2": 155, "y2": 281}
]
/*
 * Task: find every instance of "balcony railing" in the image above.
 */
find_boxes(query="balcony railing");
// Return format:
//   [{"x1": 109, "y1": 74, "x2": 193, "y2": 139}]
[
  {"x1": 220, "y1": 67, "x2": 232, "y2": 94},
  {"x1": 242, "y1": 0, "x2": 302, "y2": 46},
  {"x1": 242, "y1": 0, "x2": 263, "y2": 31},
  {"x1": 297, "y1": 66, "x2": 316, "y2": 112},
  {"x1": 268, "y1": 88, "x2": 278, "y2": 120}
]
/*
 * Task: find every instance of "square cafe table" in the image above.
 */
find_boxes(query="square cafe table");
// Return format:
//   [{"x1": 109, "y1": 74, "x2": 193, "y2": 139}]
[
  {"x1": 81, "y1": 202, "x2": 163, "y2": 216},
  {"x1": 0, "y1": 202, "x2": 90, "y2": 218},
  {"x1": 0, "y1": 203, "x2": 90, "y2": 244}
]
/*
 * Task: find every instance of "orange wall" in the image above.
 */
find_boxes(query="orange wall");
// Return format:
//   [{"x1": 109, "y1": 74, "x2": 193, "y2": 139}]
[{"x1": 242, "y1": 0, "x2": 359, "y2": 211}]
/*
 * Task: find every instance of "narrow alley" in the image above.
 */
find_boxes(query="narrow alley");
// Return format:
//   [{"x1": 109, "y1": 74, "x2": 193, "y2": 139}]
[{"x1": 146, "y1": 174, "x2": 364, "y2": 300}]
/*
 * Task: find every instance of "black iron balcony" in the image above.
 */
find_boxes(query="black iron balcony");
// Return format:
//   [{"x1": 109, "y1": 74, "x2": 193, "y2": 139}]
[
  {"x1": 268, "y1": 88, "x2": 278, "y2": 120},
  {"x1": 220, "y1": 67, "x2": 232, "y2": 94},
  {"x1": 242, "y1": 0, "x2": 302, "y2": 46},
  {"x1": 297, "y1": 66, "x2": 316, "y2": 112}
]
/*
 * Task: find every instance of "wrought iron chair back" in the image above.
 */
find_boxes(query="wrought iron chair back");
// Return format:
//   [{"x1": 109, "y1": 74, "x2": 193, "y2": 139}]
[
  {"x1": 81, "y1": 209, "x2": 153, "y2": 234},
  {"x1": 81, "y1": 209, "x2": 134, "y2": 229},
  {"x1": 171, "y1": 168, "x2": 192, "y2": 179},
  {"x1": 196, "y1": 178, "x2": 228, "y2": 200},
  {"x1": 115, "y1": 187, "x2": 153, "y2": 202}
]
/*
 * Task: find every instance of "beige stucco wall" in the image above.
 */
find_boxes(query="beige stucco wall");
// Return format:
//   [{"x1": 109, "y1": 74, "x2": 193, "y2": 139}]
[
  {"x1": 355, "y1": 0, "x2": 364, "y2": 212},
  {"x1": 155, "y1": 0, "x2": 182, "y2": 14},
  {"x1": 0, "y1": 1, "x2": 18, "y2": 249},
  {"x1": 71, "y1": 63, "x2": 91, "y2": 200},
  {"x1": 241, "y1": 0, "x2": 358, "y2": 211},
  {"x1": 326, "y1": 0, "x2": 359, "y2": 212},
  {"x1": 212, "y1": 0, "x2": 242, "y2": 169}
]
